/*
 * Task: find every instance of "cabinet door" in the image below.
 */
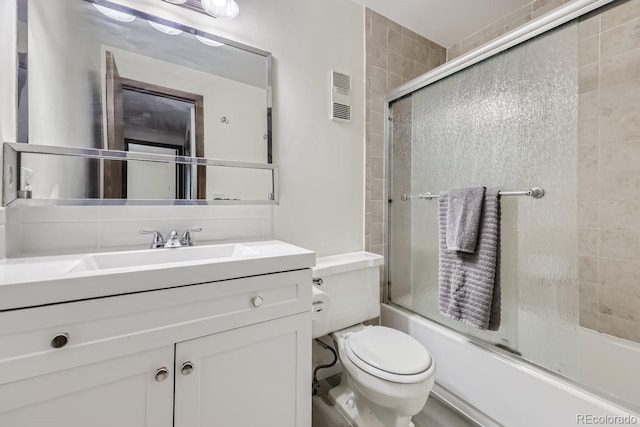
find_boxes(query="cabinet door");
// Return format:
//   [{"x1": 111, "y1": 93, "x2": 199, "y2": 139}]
[
  {"x1": 175, "y1": 313, "x2": 311, "y2": 427},
  {"x1": 0, "y1": 345, "x2": 174, "y2": 427}
]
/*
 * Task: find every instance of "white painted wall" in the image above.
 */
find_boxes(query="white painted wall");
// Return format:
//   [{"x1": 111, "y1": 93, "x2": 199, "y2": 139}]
[
  {"x1": 1, "y1": 0, "x2": 365, "y2": 257},
  {"x1": 105, "y1": 0, "x2": 366, "y2": 256}
]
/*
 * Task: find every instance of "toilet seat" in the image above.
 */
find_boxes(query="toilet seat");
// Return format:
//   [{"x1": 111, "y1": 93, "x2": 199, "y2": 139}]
[{"x1": 344, "y1": 326, "x2": 433, "y2": 384}]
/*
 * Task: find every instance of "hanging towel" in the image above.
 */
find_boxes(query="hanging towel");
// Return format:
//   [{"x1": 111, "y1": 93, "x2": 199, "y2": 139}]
[
  {"x1": 438, "y1": 189, "x2": 501, "y2": 330},
  {"x1": 446, "y1": 187, "x2": 486, "y2": 253}
]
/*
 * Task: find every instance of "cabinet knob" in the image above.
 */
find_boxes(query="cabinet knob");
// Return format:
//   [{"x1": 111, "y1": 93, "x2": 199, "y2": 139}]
[
  {"x1": 251, "y1": 296, "x2": 264, "y2": 307},
  {"x1": 181, "y1": 361, "x2": 194, "y2": 376},
  {"x1": 155, "y1": 367, "x2": 169, "y2": 382},
  {"x1": 51, "y1": 333, "x2": 69, "y2": 349}
]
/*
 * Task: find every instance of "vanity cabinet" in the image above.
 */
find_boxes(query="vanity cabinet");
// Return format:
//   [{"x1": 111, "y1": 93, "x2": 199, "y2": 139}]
[{"x1": 0, "y1": 269, "x2": 312, "y2": 427}]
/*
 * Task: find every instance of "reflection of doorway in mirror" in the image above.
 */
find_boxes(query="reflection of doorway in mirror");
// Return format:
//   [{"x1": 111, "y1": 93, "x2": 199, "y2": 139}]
[
  {"x1": 126, "y1": 142, "x2": 179, "y2": 199},
  {"x1": 104, "y1": 51, "x2": 205, "y2": 199}
]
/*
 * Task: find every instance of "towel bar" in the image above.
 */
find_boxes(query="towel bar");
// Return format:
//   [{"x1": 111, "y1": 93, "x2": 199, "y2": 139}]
[{"x1": 401, "y1": 187, "x2": 545, "y2": 201}]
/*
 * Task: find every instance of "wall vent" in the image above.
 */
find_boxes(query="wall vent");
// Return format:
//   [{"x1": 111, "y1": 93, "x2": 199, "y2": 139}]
[{"x1": 331, "y1": 70, "x2": 351, "y2": 122}]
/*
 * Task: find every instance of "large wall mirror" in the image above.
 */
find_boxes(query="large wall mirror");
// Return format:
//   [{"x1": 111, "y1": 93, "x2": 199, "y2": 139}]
[{"x1": 15, "y1": 0, "x2": 275, "y2": 203}]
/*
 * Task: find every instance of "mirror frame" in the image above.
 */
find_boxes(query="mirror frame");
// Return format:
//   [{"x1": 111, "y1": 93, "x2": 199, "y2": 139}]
[{"x1": 15, "y1": 0, "x2": 274, "y2": 171}]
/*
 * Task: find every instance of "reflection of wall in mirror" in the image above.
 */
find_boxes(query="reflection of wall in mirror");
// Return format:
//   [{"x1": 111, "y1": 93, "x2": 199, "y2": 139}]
[
  {"x1": 104, "y1": 47, "x2": 268, "y2": 200},
  {"x1": 24, "y1": 0, "x2": 102, "y2": 199}
]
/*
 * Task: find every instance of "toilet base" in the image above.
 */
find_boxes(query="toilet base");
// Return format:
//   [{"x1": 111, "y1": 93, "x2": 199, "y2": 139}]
[{"x1": 328, "y1": 384, "x2": 415, "y2": 427}]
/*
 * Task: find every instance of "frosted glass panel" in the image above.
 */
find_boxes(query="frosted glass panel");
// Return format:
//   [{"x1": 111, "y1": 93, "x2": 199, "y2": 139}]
[{"x1": 389, "y1": 23, "x2": 579, "y2": 376}]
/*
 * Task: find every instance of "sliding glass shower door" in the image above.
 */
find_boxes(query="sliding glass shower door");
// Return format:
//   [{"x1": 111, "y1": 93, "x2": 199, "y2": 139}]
[{"x1": 388, "y1": 22, "x2": 579, "y2": 375}]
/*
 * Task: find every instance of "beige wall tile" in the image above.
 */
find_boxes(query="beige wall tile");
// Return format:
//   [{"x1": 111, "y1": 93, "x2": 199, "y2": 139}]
[
  {"x1": 371, "y1": 156, "x2": 384, "y2": 179},
  {"x1": 599, "y1": 201, "x2": 640, "y2": 231},
  {"x1": 599, "y1": 257, "x2": 640, "y2": 290},
  {"x1": 388, "y1": 29, "x2": 402, "y2": 53},
  {"x1": 401, "y1": 56, "x2": 416, "y2": 80},
  {"x1": 370, "y1": 111, "x2": 385, "y2": 135},
  {"x1": 599, "y1": 313, "x2": 640, "y2": 342},
  {"x1": 416, "y1": 44, "x2": 430, "y2": 66},
  {"x1": 598, "y1": 171, "x2": 640, "y2": 201},
  {"x1": 371, "y1": 178, "x2": 384, "y2": 201},
  {"x1": 402, "y1": 27, "x2": 418, "y2": 40},
  {"x1": 600, "y1": 48, "x2": 640, "y2": 88},
  {"x1": 387, "y1": 72, "x2": 402, "y2": 91},
  {"x1": 402, "y1": 35, "x2": 417, "y2": 59},
  {"x1": 578, "y1": 228, "x2": 598, "y2": 256},
  {"x1": 532, "y1": 0, "x2": 563, "y2": 19},
  {"x1": 600, "y1": 287, "x2": 640, "y2": 322},
  {"x1": 579, "y1": 281, "x2": 599, "y2": 312},
  {"x1": 367, "y1": 45, "x2": 388, "y2": 69},
  {"x1": 599, "y1": 229, "x2": 640, "y2": 260},
  {"x1": 371, "y1": 220, "x2": 384, "y2": 245},
  {"x1": 599, "y1": 140, "x2": 640, "y2": 173},
  {"x1": 481, "y1": 19, "x2": 506, "y2": 43},
  {"x1": 578, "y1": 91, "x2": 599, "y2": 149},
  {"x1": 371, "y1": 90, "x2": 385, "y2": 113},
  {"x1": 600, "y1": 18, "x2": 640, "y2": 59},
  {"x1": 388, "y1": 52, "x2": 403, "y2": 76},
  {"x1": 371, "y1": 67, "x2": 387, "y2": 92},
  {"x1": 448, "y1": 42, "x2": 462, "y2": 61},
  {"x1": 506, "y1": 4, "x2": 533, "y2": 32},
  {"x1": 601, "y1": 0, "x2": 640, "y2": 31},
  {"x1": 579, "y1": 309, "x2": 599, "y2": 329},
  {"x1": 600, "y1": 80, "x2": 640, "y2": 143},
  {"x1": 579, "y1": 255, "x2": 599, "y2": 283},
  {"x1": 461, "y1": 31, "x2": 482, "y2": 53},
  {"x1": 371, "y1": 201, "x2": 384, "y2": 222},
  {"x1": 370, "y1": 133, "x2": 384, "y2": 157},
  {"x1": 578, "y1": 63, "x2": 599, "y2": 93},
  {"x1": 579, "y1": 13, "x2": 600, "y2": 40},
  {"x1": 578, "y1": 35, "x2": 599, "y2": 67},
  {"x1": 578, "y1": 201, "x2": 598, "y2": 229}
]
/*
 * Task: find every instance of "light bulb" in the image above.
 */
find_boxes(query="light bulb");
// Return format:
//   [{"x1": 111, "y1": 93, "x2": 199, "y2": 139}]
[
  {"x1": 148, "y1": 20, "x2": 183, "y2": 35},
  {"x1": 196, "y1": 35, "x2": 225, "y2": 47},
  {"x1": 201, "y1": 0, "x2": 239, "y2": 20},
  {"x1": 92, "y1": 4, "x2": 136, "y2": 22}
]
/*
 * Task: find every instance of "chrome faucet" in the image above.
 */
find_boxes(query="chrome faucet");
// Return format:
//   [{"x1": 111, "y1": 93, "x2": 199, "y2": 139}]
[
  {"x1": 180, "y1": 228, "x2": 202, "y2": 246},
  {"x1": 140, "y1": 230, "x2": 165, "y2": 249},
  {"x1": 141, "y1": 228, "x2": 203, "y2": 249},
  {"x1": 164, "y1": 230, "x2": 182, "y2": 248}
]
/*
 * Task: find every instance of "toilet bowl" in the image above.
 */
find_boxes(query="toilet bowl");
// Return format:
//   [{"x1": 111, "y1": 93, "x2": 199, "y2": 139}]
[
  {"x1": 311, "y1": 252, "x2": 436, "y2": 427},
  {"x1": 328, "y1": 325, "x2": 435, "y2": 427}
]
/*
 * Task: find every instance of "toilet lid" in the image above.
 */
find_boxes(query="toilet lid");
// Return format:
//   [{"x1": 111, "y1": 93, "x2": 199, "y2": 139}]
[{"x1": 345, "y1": 326, "x2": 433, "y2": 380}]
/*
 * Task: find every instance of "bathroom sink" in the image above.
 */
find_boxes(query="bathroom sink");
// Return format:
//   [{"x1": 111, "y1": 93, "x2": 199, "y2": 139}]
[
  {"x1": 0, "y1": 240, "x2": 315, "y2": 311},
  {"x1": 70, "y1": 243, "x2": 259, "y2": 272}
]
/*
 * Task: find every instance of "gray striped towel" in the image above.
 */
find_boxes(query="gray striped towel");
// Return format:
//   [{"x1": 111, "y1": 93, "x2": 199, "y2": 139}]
[{"x1": 438, "y1": 189, "x2": 501, "y2": 330}]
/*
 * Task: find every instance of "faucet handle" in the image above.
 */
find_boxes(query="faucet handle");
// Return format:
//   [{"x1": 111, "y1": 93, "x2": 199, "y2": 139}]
[
  {"x1": 140, "y1": 230, "x2": 165, "y2": 249},
  {"x1": 181, "y1": 228, "x2": 203, "y2": 246}
]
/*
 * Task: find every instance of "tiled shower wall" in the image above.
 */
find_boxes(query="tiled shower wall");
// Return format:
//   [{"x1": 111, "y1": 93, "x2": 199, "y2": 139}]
[
  {"x1": 576, "y1": 1, "x2": 640, "y2": 344},
  {"x1": 364, "y1": 8, "x2": 446, "y2": 268},
  {"x1": 447, "y1": 0, "x2": 573, "y2": 60}
]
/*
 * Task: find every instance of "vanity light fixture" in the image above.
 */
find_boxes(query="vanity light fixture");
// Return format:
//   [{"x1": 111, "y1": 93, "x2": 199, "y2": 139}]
[
  {"x1": 92, "y1": 4, "x2": 136, "y2": 22},
  {"x1": 200, "y1": 0, "x2": 240, "y2": 20},
  {"x1": 163, "y1": 0, "x2": 188, "y2": 3},
  {"x1": 148, "y1": 20, "x2": 183, "y2": 35},
  {"x1": 196, "y1": 35, "x2": 225, "y2": 47}
]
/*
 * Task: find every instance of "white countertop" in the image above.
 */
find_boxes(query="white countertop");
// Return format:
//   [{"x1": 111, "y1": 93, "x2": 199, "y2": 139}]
[{"x1": 0, "y1": 240, "x2": 315, "y2": 311}]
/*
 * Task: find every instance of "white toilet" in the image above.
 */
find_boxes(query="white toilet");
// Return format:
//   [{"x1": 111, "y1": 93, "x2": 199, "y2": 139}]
[{"x1": 312, "y1": 252, "x2": 435, "y2": 427}]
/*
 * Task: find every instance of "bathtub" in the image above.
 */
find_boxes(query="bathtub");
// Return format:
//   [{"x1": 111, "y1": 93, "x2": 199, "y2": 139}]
[{"x1": 381, "y1": 304, "x2": 640, "y2": 426}]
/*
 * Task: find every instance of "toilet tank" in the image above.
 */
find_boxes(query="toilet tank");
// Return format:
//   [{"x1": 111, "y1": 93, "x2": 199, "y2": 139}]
[{"x1": 311, "y1": 252, "x2": 384, "y2": 338}]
